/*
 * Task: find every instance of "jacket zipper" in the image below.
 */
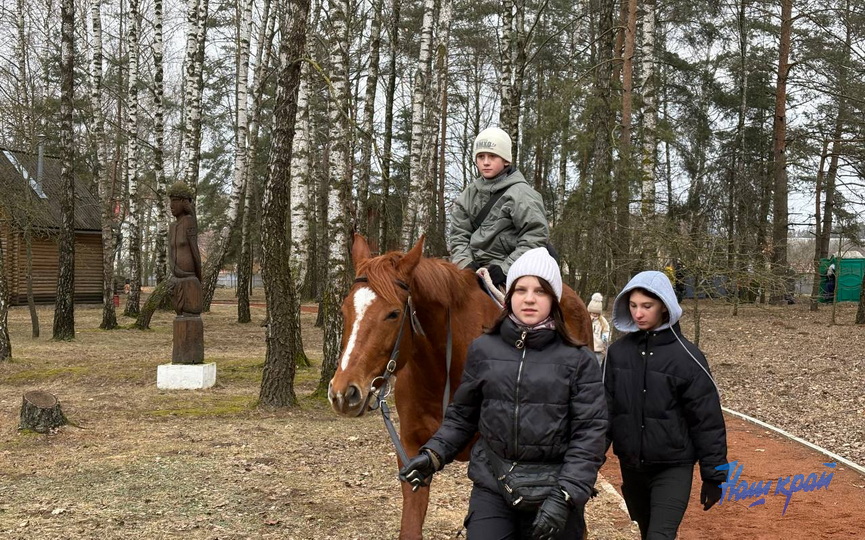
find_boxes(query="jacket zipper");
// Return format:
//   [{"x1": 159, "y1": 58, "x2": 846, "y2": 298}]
[
  {"x1": 513, "y1": 330, "x2": 527, "y2": 456},
  {"x1": 639, "y1": 333, "x2": 649, "y2": 465}
]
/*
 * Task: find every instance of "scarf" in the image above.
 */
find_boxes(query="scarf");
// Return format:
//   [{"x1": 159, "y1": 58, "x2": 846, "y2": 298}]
[{"x1": 508, "y1": 313, "x2": 556, "y2": 332}]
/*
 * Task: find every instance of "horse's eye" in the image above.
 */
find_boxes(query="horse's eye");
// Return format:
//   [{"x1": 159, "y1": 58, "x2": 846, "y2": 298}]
[{"x1": 386, "y1": 310, "x2": 400, "y2": 320}]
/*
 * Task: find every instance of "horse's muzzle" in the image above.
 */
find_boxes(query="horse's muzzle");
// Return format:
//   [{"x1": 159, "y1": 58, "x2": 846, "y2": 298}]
[{"x1": 327, "y1": 380, "x2": 368, "y2": 417}]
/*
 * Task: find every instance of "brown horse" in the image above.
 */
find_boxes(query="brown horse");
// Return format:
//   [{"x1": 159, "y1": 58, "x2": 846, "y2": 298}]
[{"x1": 328, "y1": 234, "x2": 593, "y2": 539}]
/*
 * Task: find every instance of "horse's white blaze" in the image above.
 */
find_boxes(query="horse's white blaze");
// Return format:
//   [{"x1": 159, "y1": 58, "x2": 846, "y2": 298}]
[{"x1": 340, "y1": 287, "x2": 377, "y2": 371}]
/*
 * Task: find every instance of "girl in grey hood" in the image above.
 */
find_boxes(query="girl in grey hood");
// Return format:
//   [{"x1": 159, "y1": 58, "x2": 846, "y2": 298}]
[{"x1": 604, "y1": 271, "x2": 727, "y2": 539}]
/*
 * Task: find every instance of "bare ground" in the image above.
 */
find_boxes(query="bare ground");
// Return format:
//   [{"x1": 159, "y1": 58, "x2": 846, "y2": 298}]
[{"x1": 0, "y1": 293, "x2": 862, "y2": 539}]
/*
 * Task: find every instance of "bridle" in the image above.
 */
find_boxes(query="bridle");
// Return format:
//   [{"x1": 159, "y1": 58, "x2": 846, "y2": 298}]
[{"x1": 352, "y1": 274, "x2": 451, "y2": 467}]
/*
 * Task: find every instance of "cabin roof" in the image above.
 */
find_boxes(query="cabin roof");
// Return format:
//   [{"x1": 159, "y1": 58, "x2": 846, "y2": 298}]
[{"x1": 0, "y1": 148, "x2": 102, "y2": 232}]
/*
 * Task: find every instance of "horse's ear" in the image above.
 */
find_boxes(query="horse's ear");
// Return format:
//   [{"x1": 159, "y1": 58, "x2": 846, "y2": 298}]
[
  {"x1": 351, "y1": 233, "x2": 372, "y2": 269},
  {"x1": 398, "y1": 235, "x2": 425, "y2": 275}
]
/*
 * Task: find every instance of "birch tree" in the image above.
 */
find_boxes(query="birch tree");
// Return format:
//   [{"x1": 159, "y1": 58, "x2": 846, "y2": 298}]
[
  {"x1": 401, "y1": 0, "x2": 434, "y2": 248},
  {"x1": 179, "y1": 0, "x2": 209, "y2": 191},
  {"x1": 357, "y1": 0, "x2": 383, "y2": 238},
  {"x1": 239, "y1": 0, "x2": 277, "y2": 322},
  {"x1": 378, "y1": 0, "x2": 400, "y2": 252},
  {"x1": 153, "y1": 0, "x2": 168, "y2": 285},
  {"x1": 289, "y1": 1, "x2": 314, "y2": 292},
  {"x1": 319, "y1": 0, "x2": 352, "y2": 393},
  {"x1": 0, "y1": 238, "x2": 10, "y2": 361},
  {"x1": 640, "y1": 0, "x2": 657, "y2": 220},
  {"x1": 258, "y1": 0, "x2": 311, "y2": 408},
  {"x1": 200, "y1": 0, "x2": 254, "y2": 311},
  {"x1": 15, "y1": 0, "x2": 40, "y2": 338},
  {"x1": 124, "y1": 0, "x2": 143, "y2": 318},
  {"x1": 427, "y1": 0, "x2": 452, "y2": 255},
  {"x1": 52, "y1": 0, "x2": 75, "y2": 340},
  {"x1": 89, "y1": 0, "x2": 117, "y2": 330}
]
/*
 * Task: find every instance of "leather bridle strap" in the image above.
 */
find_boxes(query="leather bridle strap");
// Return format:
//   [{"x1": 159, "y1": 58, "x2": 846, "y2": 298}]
[{"x1": 355, "y1": 276, "x2": 411, "y2": 466}]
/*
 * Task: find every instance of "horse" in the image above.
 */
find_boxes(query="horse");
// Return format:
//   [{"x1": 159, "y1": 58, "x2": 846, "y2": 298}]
[{"x1": 328, "y1": 233, "x2": 593, "y2": 539}]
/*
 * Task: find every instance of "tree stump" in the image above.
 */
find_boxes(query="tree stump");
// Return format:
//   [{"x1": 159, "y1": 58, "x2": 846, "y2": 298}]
[{"x1": 19, "y1": 391, "x2": 68, "y2": 433}]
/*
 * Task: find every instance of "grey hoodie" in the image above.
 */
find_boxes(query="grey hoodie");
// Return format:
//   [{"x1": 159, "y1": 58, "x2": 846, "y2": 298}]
[{"x1": 612, "y1": 271, "x2": 683, "y2": 332}]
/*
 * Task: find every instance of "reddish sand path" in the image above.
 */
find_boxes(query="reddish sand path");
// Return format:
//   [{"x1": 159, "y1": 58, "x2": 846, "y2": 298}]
[{"x1": 601, "y1": 413, "x2": 865, "y2": 539}]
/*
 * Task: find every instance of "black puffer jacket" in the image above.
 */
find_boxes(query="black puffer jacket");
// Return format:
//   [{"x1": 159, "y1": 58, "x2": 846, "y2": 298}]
[
  {"x1": 423, "y1": 317, "x2": 608, "y2": 506},
  {"x1": 605, "y1": 271, "x2": 727, "y2": 484}
]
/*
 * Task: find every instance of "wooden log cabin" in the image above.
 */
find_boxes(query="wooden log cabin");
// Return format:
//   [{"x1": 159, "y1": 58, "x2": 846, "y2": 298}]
[{"x1": 0, "y1": 149, "x2": 103, "y2": 305}]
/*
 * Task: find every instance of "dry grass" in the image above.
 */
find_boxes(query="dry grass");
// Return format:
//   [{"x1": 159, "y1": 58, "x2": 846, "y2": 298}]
[{"x1": 0, "y1": 290, "x2": 638, "y2": 539}]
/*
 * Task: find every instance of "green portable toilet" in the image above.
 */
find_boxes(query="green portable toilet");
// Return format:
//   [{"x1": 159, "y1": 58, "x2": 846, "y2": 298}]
[{"x1": 819, "y1": 257, "x2": 865, "y2": 302}]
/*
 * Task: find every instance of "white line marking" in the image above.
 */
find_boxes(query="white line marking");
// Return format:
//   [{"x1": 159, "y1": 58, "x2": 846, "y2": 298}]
[
  {"x1": 339, "y1": 287, "x2": 377, "y2": 371},
  {"x1": 722, "y1": 407, "x2": 865, "y2": 476}
]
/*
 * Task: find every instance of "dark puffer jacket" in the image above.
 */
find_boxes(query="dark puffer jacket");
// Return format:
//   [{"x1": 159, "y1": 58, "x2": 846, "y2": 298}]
[
  {"x1": 423, "y1": 317, "x2": 608, "y2": 506},
  {"x1": 605, "y1": 271, "x2": 727, "y2": 484}
]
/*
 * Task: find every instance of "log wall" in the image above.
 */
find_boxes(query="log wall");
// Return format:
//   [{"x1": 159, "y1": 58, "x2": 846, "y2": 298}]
[{"x1": 1, "y1": 222, "x2": 103, "y2": 305}]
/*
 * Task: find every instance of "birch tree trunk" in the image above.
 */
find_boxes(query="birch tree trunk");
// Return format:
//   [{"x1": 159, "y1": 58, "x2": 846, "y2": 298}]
[
  {"x1": 357, "y1": 0, "x2": 383, "y2": 239},
  {"x1": 289, "y1": 8, "x2": 313, "y2": 291},
  {"x1": 16, "y1": 0, "x2": 40, "y2": 338},
  {"x1": 500, "y1": 0, "x2": 514, "y2": 135},
  {"x1": 124, "y1": 0, "x2": 142, "y2": 318},
  {"x1": 238, "y1": 0, "x2": 276, "y2": 322},
  {"x1": 52, "y1": 0, "x2": 75, "y2": 340},
  {"x1": 200, "y1": 0, "x2": 254, "y2": 311},
  {"x1": 89, "y1": 0, "x2": 117, "y2": 330},
  {"x1": 153, "y1": 0, "x2": 168, "y2": 285},
  {"x1": 640, "y1": 0, "x2": 657, "y2": 220},
  {"x1": 0, "y1": 238, "x2": 10, "y2": 360},
  {"x1": 319, "y1": 0, "x2": 352, "y2": 393},
  {"x1": 258, "y1": 0, "x2": 311, "y2": 408},
  {"x1": 179, "y1": 0, "x2": 208, "y2": 192},
  {"x1": 771, "y1": 0, "x2": 792, "y2": 303},
  {"x1": 428, "y1": 0, "x2": 452, "y2": 256},
  {"x1": 379, "y1": 0, "x2": 400, "y2": 252},
  {"x1": 401, "y1": 0, "x2": 434, "y2": 248}
]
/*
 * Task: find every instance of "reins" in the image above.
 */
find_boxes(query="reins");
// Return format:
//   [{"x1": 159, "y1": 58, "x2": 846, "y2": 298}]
[{"x1": 354, "y1": 275, "x2": 454, "y2": 467}]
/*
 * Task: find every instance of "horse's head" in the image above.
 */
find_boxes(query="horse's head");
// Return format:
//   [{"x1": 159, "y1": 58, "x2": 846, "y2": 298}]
[{"x1": 328, "y1": 234, "x2": 425, "y2": 417}]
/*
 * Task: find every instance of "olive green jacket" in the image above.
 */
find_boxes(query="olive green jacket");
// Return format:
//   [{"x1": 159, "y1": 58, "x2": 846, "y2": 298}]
[{"x1": 448, "y1": 167, "x2": 549, "y2": 274}]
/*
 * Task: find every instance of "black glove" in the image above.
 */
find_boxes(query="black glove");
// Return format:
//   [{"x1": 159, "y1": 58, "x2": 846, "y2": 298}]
[
  {"x1": 488, "y1": 265, "x2": 506, "y2": 288},
  {"x1": 531, "y1": 488, "x2": 571, "y2": 540},
  {"x1": 700, "y1": 481, "x2": 722, "y2": 511},
  {"x1": 466, "y1": 261, "x2": 480, "y2": 272},
  {"x1": 398, "y1": 449, "x2": 441, "y2": 491}
]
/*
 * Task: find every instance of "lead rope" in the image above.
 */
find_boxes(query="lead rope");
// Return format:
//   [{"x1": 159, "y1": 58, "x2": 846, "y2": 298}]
[
  {"x1": 442, "y1": 308, "x2": 452, "y2": 416},
  {"x1": 370, "y1": 302, "x2": 411, "y2": 467}
]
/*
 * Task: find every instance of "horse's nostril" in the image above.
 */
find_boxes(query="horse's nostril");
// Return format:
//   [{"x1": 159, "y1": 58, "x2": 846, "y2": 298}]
[{"x1": 345, "y1": 384, "x2": 363, "y2": 406}]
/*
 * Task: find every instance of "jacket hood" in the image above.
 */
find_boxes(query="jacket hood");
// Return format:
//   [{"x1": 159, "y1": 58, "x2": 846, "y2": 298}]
[
  {"x1": 612, "y1": 271, "x2": 683, "y2": 332},
  {"x1": 473, "y1": 166, "x2": 527, "y2": 194}
]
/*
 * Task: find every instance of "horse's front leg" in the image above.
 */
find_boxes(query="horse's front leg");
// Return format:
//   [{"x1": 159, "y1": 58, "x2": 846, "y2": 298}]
[{"x1": 398, "y1": 479, "x2": 431, "y2": 540}]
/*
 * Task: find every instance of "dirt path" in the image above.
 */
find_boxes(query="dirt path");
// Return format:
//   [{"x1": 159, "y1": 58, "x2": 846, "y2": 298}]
[{"x1": 601, "y1": 413, "x2": 865, "y2": 539}]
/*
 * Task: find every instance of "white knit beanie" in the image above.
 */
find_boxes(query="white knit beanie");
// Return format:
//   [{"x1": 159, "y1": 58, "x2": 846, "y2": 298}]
[
  {"x1": 587, "y1": 292, "x2": 603, "y2": 314},
  {"x1": 473, "y1": 127, "x2": 513, "y2": 163},
  {"x1": 506, "y1": 247, "x2": 563, "y2": 300}
]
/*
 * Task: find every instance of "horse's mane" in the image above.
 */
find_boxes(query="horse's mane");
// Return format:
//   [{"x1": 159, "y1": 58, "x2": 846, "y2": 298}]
[{"x1": 356, "y1": 251, "x2": 477, "y2": 308}]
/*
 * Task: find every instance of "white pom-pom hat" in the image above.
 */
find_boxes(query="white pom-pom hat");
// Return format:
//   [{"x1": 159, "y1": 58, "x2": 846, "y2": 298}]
[{"x1": 587, "y1": 292, "x2": 603, "y2": 314}]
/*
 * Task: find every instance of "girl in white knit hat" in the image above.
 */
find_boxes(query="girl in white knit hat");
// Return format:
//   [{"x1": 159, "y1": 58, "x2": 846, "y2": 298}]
[
  {"x1": 587, "y1": 293, "x2": 610, "y2": 366},
  {"x1": 400, "y1": 248, "x2": 606, "y2": 540},
  {"x1": 448, "y1": 127, "x2": 550, "y2": 291}
]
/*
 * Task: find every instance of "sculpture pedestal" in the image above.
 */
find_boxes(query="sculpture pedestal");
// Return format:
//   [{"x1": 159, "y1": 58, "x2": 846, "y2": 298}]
[
  {"x1": 157, "y1": 362, "x2": 217, "y2": 390},
  {"x1": 173, "y1": 316, "x2": 204, "y2": 364}
]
